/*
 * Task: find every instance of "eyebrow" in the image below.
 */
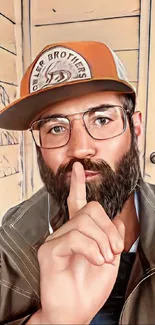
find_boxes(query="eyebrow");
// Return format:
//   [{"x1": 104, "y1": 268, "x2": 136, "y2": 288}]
[{"x1": 40, "y1": 104, "x2": 119, "y2": 120}]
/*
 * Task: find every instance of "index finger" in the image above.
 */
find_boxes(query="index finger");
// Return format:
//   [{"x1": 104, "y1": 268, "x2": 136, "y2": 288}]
[{"x1": 67, "y1": 162, "x2": 87, "y2": 219}]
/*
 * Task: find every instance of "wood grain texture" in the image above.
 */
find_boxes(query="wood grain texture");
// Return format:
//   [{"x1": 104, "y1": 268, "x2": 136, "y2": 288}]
[
  {"x1": 0, "y1": 130, "x2": 19, "y2": 146},
  {"x1": 0, "y1": 2, "x2": 22, "y2": 219},
  {"x1": 0, "y1": 15, "x2": 16, "y2": 53},
  {"x1": 0, "y1": 0, "x2": 15, "y2": 22},
  {"x1": 0, "y1": 83, "x2": 17, "y2": 111},
  {"x1": 143, "y1": 0, "x2": 155, "y2": 184},
  {"x1": 31, "y1": 16, "x2": 139, "y2": 57},
  {"x1": 0, "y1": 145, "x2": 20, "y2": 178},
  {"x1": 136, "y1": 0, "x2": 151, "y2": 179},
  {"x1": 0, "y1": 49, "x2": 17, "y2": 85},
  {"x1": 32, "y1": 0, "x2": 140, "y2": 25},
  {"x1": 0, "y1": 143, "x2": 21, "y2": 216},
  {"x1": 0, "y1": 173, "x2": 22, "y2": 217}
]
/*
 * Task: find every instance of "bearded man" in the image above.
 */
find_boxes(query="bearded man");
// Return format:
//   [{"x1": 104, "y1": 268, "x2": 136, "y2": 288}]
[{"x1": 0, "y1": 41, "x2": 155, "y2": 325}]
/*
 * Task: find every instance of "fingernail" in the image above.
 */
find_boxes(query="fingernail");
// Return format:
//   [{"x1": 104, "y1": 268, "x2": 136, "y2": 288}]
[
  {"x1": 114, "y1": 239, "x2": 124, "y2": 252},
  {"x1": 98, "y1": 254, "x2": 105, "y2": 264},
  {"x1": 106, "y1": 249, "x2": 114, "y2": 261}
]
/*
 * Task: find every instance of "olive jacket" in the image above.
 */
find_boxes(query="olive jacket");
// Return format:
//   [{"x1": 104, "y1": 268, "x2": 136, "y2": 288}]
[{"x1": 0, "y1": 180, "x2": 155, "y2": 324}]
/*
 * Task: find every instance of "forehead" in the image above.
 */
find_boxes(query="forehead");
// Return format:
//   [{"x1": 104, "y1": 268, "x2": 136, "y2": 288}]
[{"x1": 40, "y1": 91, "x2": 123, "y2": 118}]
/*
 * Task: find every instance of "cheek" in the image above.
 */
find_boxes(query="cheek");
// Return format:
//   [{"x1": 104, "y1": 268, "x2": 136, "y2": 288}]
[
  {"x1": 97, "y1": 129, "x2": 131, "y2": 169},
  {"x1": 41, "y1": 148, "x2": 67, "y2": 174}
]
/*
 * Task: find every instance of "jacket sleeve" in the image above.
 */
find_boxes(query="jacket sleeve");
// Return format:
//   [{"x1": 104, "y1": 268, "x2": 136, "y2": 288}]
[
  {"x1": 0, "y1": 227, "x2": 40, "y2": 324},
  {"x1": 0, "y1": 190, "x2": 48, "y2": 324}
]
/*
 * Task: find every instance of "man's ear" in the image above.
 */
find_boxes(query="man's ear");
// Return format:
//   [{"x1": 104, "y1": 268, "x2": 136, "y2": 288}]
[{"x1": 132, "y1": 111, "x2": 142, "y2": 137}]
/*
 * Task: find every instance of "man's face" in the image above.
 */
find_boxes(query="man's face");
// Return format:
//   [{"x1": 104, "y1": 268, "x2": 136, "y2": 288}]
[{"x1": 37, "y1": 91, "x2": 142, "y2": 224}]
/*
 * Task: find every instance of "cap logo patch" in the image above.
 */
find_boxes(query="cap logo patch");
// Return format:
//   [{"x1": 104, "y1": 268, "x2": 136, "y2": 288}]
[{"x1": 30, "y1": 46, "x2": 92, "y2": 93}]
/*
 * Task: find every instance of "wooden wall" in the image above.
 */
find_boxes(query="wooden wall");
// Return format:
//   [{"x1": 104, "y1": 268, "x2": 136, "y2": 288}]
[
  {"x1": 0, "y1": 1, "x2": 23, "y2": 218},
  {"x1": 31, "y1": 0, "x2": 139, "y2": 92},
  {"x1": 0, "y1": 0, "x2": 155, "y2": 221}
]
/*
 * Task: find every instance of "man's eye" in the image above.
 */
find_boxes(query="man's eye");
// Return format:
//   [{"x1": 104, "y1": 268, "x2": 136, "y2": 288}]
[
  {"x1": 49, "y1": 125, "x2": 66, "y2": 134},
  {"x1": 95, "y1": 117, "x2": 112, "y2": 125}
]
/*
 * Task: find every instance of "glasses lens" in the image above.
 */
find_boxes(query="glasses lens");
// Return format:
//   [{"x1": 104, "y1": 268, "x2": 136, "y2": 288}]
[
  {"x1": 84, "y1": 106, "x2": 125, "y2": 139},
  {"x1": 32, "y1": 117, "x2": 70, "y2": 148}
]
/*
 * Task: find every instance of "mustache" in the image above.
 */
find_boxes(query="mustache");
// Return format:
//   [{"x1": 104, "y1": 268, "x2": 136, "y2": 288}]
[
  {"x1": 56, "y1": 158, "x2": 113, "y2": 178},
  {"x1": 36, "y1": 134, "x2": 141, "y2": 230}
]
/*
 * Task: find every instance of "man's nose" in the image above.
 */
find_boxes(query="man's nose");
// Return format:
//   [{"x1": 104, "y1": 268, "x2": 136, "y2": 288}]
[{"x1": 66, "y1": 120, "x2": 96, "y2": 159}]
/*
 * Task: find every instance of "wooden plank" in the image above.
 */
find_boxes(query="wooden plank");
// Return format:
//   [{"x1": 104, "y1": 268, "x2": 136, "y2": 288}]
[
  {"x1": 0, "y1": 83, "x2": 17, "y2": 111},
  {"x1": 13, "y1": 0, "x2": 26, "y2": 202},
  {"x1": 23, "y1": 130, "x2": 34, "y2": 199},
  {"x1": 32, "y1": 16, "x2": 139, "y2": 57},
  {"x1": 0, "y1": 49, "x2": 17, "y2": 85},
  {"x1": 136, "y1": 0, "x2": 151, "y2": 179},
  {"x1": 0, "y1": 15, "x2": 16, "y2": 54},
  {"x1": 0, "y1": 145, "x2": 20, "y2": 178},
  {"x1": 144, "y1": 0, "x2": 155, "y2": 184},
  {"x1": 0, "y1": 1, "x2": 23, "y2": 223},
  {"x1": 115, "y1": 50, "x2": 138, "y2": 82},
  {"x1": 14, "y1": 0, "x2": 24, "y2": 83},
  {"x1": 0, "y1": 0, "x2": 15, "y2": 22},
  {"x1": 0, "y1": 173, "x2": 22, "y2": 221},
  {"x1": 0, "y1": 130, "x2": 19, "y2": 146},
  {"x1": 32, "y1": 142, "x2": 43, "y2": 193},
  {"x1": 15, "y1": 0, "x2": 35, "y2": 200},
  {"x1": 0, "y1": 144, "x2": 21, "y2": 220},
  {"x1": 32, "y1": 0, "x2": 140, "y2": 25}
]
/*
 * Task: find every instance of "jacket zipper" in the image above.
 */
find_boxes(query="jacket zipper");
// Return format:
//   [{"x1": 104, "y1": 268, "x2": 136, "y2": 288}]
[{"x1": 119, "y1": 269, "x2": 155, "y2": 324}]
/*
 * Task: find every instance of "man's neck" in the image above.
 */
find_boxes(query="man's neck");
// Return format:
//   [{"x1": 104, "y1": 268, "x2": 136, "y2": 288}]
[{"x1": 115, "y1": 193, "x2": 140, "y2": 252}]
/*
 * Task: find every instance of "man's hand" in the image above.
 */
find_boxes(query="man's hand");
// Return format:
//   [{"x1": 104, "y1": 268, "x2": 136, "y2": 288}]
[{"x1": 29, "y1": 162, "x2": 125, "y2": 324}]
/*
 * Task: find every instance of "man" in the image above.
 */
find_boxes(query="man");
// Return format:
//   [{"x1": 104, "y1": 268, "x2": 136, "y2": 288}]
[{"x1": 0, "y1": 41, "x2": 155, "y2": 324}]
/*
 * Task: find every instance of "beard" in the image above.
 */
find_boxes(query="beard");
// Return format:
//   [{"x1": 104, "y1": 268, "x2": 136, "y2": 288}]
[{"x1": 37, "y1": 125, "x2": 141, "y2": 230}]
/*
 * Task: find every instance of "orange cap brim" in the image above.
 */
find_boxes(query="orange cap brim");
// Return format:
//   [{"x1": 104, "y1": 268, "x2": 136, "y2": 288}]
[{"x1": 0, "y1": 78, "x2": 135, "y2": 130}]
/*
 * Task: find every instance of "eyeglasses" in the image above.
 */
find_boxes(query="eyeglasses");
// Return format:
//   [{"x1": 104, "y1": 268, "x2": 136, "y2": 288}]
[{"x1": 29, "y1": 105, "x2": 130, "y2": 149}]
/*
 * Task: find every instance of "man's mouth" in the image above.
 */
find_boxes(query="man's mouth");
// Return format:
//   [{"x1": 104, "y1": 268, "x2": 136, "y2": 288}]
[
  {"x1": 84, "y1": 171, "x2": 100, "y2": 180},
  {"x1": 66, "y1": 170, "x2": 100, "y2": 181}
]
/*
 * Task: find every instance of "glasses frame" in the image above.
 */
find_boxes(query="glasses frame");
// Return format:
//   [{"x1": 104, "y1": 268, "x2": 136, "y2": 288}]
[{"x1": 29, "y1": 105, "x2": 131, "y2": 149}]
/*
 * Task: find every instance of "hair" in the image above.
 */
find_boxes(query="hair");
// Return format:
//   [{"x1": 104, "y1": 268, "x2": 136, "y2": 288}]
[{"x1": 120, "y1": 93, "x2": 135, "y2": 116}]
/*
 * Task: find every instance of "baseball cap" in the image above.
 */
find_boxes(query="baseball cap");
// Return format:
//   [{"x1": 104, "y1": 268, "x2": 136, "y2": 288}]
[{"x1": 0, "y1": 41, "x2": 136, "y2": 130}]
